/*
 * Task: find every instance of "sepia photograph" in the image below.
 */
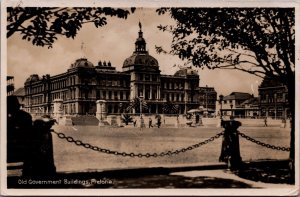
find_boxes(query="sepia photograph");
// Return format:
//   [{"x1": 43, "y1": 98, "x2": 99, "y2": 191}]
[{"x1": 1, "y1": 0, "x2": 299, "y2": 196}]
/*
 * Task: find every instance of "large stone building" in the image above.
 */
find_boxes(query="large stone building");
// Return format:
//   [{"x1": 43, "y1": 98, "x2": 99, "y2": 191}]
[
  {"x1": 23, "y1": 24, "x2": 214, "y2": 116},
  {"x1": 258, "y1": 76, "x2": 290, "y2": 119}
]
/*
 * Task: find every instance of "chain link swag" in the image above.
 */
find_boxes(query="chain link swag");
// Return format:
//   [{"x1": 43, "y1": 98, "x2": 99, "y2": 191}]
[
  {"x1": 51, "y1": 130, "x2": 224, "y2": 158},
  {"x1": 238, "y1": 131, "x2": 290, "y2": 151}
]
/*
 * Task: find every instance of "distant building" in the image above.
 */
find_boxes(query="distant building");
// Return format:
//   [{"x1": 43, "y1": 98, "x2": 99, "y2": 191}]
[
  {"x1": 216, "y1": 92, "x2": 254, "y2": 117},
  {"x1": 12, "y1": 87, "x2": 25, "y2": 108},
  {"x1": 258, "y1": 76, "x2": 290, "y2": 119},
  {"x1": 7, "y1": 76, "x2": 14, "y2": 96},
  {"x1": 199, "y1": 86, "x2": 217, "y2": 115},
  {"x1": 241, "y1": 97, "x2": 260, "y2": 117},
  {"x1": 22, "y1": 23, "x2": 209, "y2": 116}
]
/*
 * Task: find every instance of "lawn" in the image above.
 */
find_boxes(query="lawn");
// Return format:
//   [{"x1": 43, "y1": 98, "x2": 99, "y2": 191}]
[{"x1": 51, "y1": 125, "x2": 290, "y2": 173}]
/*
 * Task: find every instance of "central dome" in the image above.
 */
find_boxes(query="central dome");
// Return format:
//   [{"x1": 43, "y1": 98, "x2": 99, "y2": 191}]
[
  {"x1": 70, "y1": 58, "x2": 94, "y2": 69},
  {"x1": 123, "y1": 53, "x2": 159, "y2": 68},
  {"x1": 122, "y1": 22, "x2": 159, "y2": 70}
]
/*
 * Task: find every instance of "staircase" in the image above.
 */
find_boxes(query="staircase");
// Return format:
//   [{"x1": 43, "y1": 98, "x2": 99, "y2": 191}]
[{"x1": 71, "y1": 116, "x2": 99, "y2": 126}]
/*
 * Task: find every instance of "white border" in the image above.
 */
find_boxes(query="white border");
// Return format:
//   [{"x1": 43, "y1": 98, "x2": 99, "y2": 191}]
[{"x1": 1, "y1": 0, "x2": 299, "y2": 196}]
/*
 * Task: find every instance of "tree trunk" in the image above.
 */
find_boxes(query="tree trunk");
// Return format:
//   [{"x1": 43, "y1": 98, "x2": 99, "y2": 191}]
[
  {"x1": 286, "y1": 78, "x2": 295, "y2": 161},
  {"x1": 286, "y1": 76, "x2": 295, "y2": 183}
]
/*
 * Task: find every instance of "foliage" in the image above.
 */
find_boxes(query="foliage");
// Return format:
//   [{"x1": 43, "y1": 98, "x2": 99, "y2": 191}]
[
  {"x1": 156, "y1": 8, "x2": 294, "y2": 83},
  {"x1": 162, "y1": 101, "x2": 179, "y2": 114},
  {"x1": 156, "y1": 7, "x2": 295, "y2": 162},
  {"x1": 121, "y1": 114, "x2": 133, "y2": 125},
  {"x1": 7, "y1": 7, "x2": 135, "y2": 47},
  {"x1": 126, "y1": 97, "x2": 148, "y2": 113}
]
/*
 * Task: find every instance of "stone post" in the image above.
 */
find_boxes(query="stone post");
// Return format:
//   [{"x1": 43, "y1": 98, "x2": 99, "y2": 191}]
[
  {"x1": 219, "y1": 120, "x2": 242, "y2": 170},
  {"x1": 96, "y1": 100, "x2": 107, "y2": 126},
  {"x1": 53, "y1": 99, "x2": 63, "y2": 122}
]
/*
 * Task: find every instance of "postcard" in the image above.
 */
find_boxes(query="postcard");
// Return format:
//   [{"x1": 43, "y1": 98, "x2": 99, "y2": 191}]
[{"x1": 1, "y1": 0, "x2": 299, "y2": 196}]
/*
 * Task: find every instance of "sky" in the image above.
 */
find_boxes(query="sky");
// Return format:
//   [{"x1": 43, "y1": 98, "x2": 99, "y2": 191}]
[{"x1": 7, "y1": 8, "x2": 262, "y2": 96}]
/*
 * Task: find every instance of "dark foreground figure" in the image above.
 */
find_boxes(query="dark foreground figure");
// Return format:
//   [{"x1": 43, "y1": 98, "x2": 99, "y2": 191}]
[{"x1": 7, "y1": 96, "x2": 56, "y2": 178}]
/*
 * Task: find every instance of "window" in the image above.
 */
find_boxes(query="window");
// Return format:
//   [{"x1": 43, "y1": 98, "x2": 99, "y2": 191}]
[
  {"x1": 109, "y1": 91, "x2": 112, "y2": 99},
  {"x1": 145, "y1": 74, "x2": 150, "y2": 81},
  {"x1": 120, "y1": 92, "x2": 123, "y2": 100},
  {"x1": 107, "y1": 80, "x2": 112, "y2": 86},
  {"x1": 152, "y1": 75, "x2": 157, "y2": 82},
  {"x1": 102, "y1": 91, "x2": 106, "y2": 99},
  {"x1": 96, "y1": 90, "x2": 100, "y2": 99},
  {"x1": 114, "y1": 92, "x2": 118, "y2": 100}
]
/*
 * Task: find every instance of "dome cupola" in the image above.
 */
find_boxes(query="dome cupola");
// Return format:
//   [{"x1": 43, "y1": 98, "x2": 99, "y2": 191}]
[
  {"x1": 135, "y1": 22, "x2": 147, "y2": 53},
  {"x1": 70, "y1": 58, "x2": 94, "y2": 69},
  {"x1": 122, "y1": 22, "x2": 159, "y2": 71}
]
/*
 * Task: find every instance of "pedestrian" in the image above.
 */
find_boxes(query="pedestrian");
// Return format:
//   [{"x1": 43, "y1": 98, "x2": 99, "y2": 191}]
[
  {"x1": 148, "y1": 117, "x2": 153, "y2": 128},
  {"x1": 133, "y1": 119, "x2": 137, "y2": 127},
  {"x1": 282, "y1": 118, "x2": 286, "y2": 128},
  {"x1": 157, "y1": 118, "x2": 161, "y2": 128},
  {"x1": 264, "y1": 117, "x2": 268, "y2": 127}
]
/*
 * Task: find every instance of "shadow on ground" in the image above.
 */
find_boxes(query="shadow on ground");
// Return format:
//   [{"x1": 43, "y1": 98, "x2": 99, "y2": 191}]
[
  {"x1": 7, "y1": 159, "x2": 293, "y2": 188},
  {"x1": 233, "y1": 159, "x2": 293, "y2": 184}
]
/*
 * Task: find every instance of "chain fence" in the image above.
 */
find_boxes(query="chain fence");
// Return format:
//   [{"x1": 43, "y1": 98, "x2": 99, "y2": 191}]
[
  {"x1": 238, "y1": 131, "x2": 290, "y2": 152},
  {"x1": 51, "y1": 130, "x2": 224, "y2": 158},
  {"x1": 50, "y1": 129, "x2": 290, "y2": 158}
]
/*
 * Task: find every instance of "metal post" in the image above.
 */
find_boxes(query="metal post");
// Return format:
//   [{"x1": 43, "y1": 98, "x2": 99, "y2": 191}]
[
  {"x1": 274, "y1": 93, "x2": 277, "y2": 119},
  {"x1": 139, "y1": 96, "x2": 144, "y2": 128},
  {"x1": 205, "y1": 86, "x2": 208, "y2": 117},
  {"x1": 100, "y1": 103, "x2": 103, "y2": 121},
  {"x1": 219, "y1": 95, "x2": 224, "y2": 120}
]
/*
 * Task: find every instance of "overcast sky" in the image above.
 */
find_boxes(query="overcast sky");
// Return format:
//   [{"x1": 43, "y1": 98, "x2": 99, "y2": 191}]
[{"x1": 7, "y1": 8, "x2": 262, "y2": 96}]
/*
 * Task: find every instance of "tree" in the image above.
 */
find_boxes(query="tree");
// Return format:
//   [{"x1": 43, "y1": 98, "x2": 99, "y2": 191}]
[
  {"x1": 7, "y1": 7, "x2": 135, "y2": 47},
  {"x1": 156, "y1": 8, "x2": 295, "y2": 161},
  {"x1": 126, "y1": 97, "x2": 148, "y2": 114},
  {"x1": 162, "y1": 101, "x2": 179, "y2": 114}
]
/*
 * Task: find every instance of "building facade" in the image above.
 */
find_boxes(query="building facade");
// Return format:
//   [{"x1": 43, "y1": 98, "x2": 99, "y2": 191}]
[
  {"x1": 7, "y1": 76, "x2": 15, "y2": 96},
  {"x1": 198, "y1": 86, "x2": 217, "y2": 116},
  {"x1": 258, "y1": 76, "x2": 290, "y2": 119},
  {"x1": 23, "y1": 24, "x2": 212, "y2": 116},
  {"x1": 216, "y1": 92, "x2": 255, "y2": 118}
]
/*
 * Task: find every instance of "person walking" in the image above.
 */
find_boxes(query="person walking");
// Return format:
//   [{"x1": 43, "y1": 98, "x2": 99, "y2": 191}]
[
  {"x1": 133, "y1": 119, "x2": 137, "y2": 127},
  {"x1": 264, "y1": 117, "x2": 268, "y2": 127},
  {"x1": 148, "y1": 117, "x2": 153, "y2": 128}
]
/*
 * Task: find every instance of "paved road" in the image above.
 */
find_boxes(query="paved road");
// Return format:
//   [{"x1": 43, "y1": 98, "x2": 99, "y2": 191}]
[{"x1": 51, "y1": 125, "x2": 290, "y2": 173}]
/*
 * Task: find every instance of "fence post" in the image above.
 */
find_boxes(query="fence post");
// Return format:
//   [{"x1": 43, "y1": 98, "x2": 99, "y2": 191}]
[
  {"x1": 219, "y1": 120, "x2": 242, "y2": 170},
  {"x1": 22, "y1": 116, "x2": 56, "y2": 177}
]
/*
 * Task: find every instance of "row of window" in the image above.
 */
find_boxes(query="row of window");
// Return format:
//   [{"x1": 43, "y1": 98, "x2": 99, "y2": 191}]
[
  {"x1": 138, "y1": 74, "x2": 158, "y2": 82},
  {"x1": 99, "y1": 79, "x2": 129, "y2": 87},
  {"x1": 96, "y1": 90, "x2": 130, "y2": 100},
  {"x1": 162, "y1": 82, "x2": 184, "y2": 90},
  {"x1": 163, "y1": 93, "x2": 185, "y2": 102},
  {"x1": 30, "y1": 95, "x2": 43, "y2": 105}
]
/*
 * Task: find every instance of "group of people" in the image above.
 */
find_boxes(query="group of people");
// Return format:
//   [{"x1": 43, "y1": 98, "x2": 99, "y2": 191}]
[{"x1": 132, "y1": 117, "x2": 161, "y2": 128}]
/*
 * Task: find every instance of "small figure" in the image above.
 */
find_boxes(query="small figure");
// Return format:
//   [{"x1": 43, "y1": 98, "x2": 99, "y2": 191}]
[
  {"x1": 133, "y1": 119, "x2": 137, "y2": 127},
  {"x1": 282, "y1": 118, "x2": 286, "y2": 128},
  {"x1": 148, "y1": 117, "x2": 153, "y2": 128},
  {"x1": 264, "y1": 117, "x2": 268, "y2": 127},
  {"x1": 157, "y1": 118, "x2": 161, "y2": 128}
]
